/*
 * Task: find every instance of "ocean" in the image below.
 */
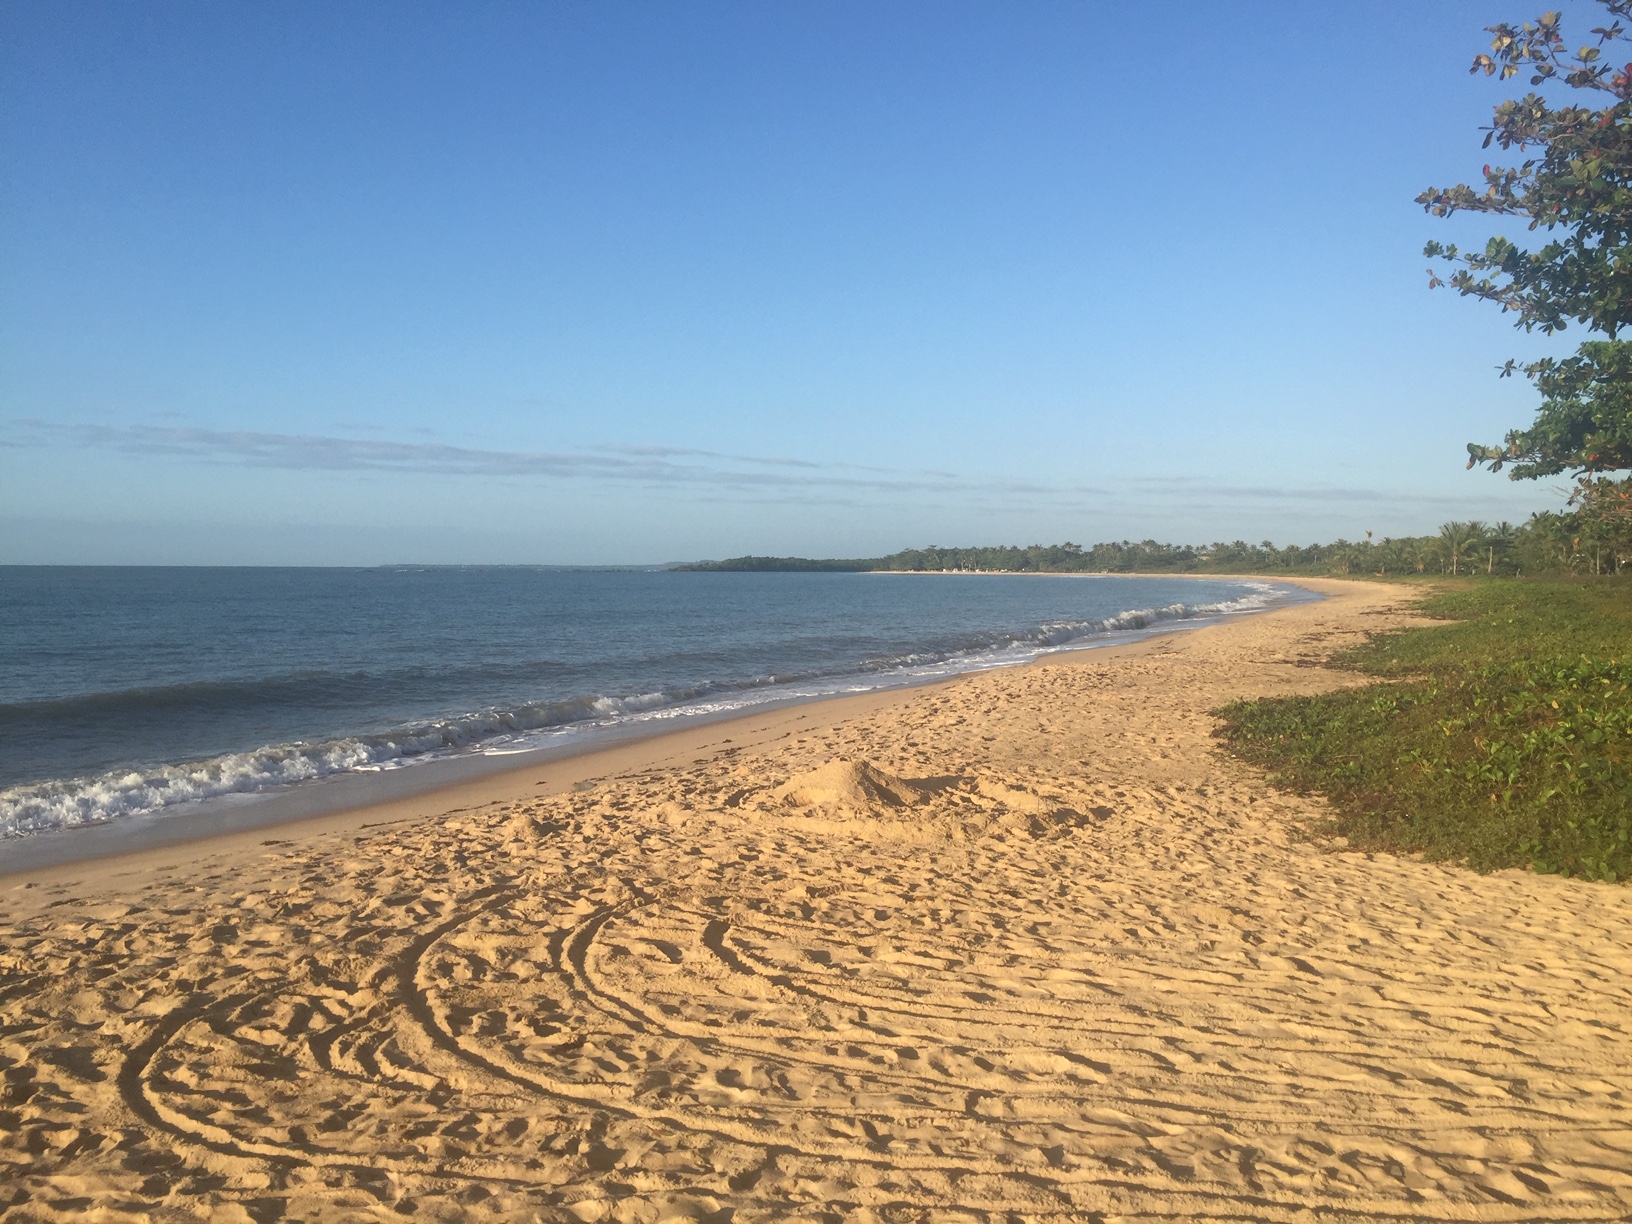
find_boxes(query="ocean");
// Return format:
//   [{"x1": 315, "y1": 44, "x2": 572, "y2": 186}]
[{"x1": 0, "y1": 567, "x2": 1304, "y2": 844}]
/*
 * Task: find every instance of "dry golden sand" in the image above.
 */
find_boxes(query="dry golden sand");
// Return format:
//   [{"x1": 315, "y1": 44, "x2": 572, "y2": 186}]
[{"x1": 2, "y1": 579, "x2": 1630, "y2": 1222}]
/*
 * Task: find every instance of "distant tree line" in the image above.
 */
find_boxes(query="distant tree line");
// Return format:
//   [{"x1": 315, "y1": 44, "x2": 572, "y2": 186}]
[{"x1": 677, "y1": 506, "x2": 1632, "y2": 577}]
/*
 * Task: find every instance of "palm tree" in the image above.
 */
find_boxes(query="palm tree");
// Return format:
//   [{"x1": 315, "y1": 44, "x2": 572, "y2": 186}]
[
  {"x1": 1485, "y1": 521, "x2": 1518, "y2": 574},
  {"x1": 1411, "y1": 538, "x2": 1437, "y2": 574},
  {"x1": 1438, "y1": 521, "x2": 1484, "y2": 576},
  {"x1": 1378, "y1": 537, "x2": 1412, "y2": 574},
  {"x1": 1524, "y1": 511, "x2": 1577, "y2": 571}
]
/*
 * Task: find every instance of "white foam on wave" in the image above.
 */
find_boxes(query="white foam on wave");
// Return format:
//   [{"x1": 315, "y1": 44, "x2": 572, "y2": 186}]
[
  {"x1": 0, "y1": 581, "x2": 1294, "y2": 840},
  {"x1": 0, "y1": 688, "x2": 699, "y2": 840}
]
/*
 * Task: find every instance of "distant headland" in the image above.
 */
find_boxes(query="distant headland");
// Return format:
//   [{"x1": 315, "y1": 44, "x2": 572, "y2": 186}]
[
  {"x1": 673, "y1": 541, "x2": 1317, "y2": 574},
  {"x1": 673, "y1": 518, "x2": 1604, "y2": 577},
  {"x1": 674, "y1": 539, "x2": 1398, "y2": 576}
]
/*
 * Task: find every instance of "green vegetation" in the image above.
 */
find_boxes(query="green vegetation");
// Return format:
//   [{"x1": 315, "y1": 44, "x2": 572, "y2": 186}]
[
  {"x1": 676, "y1": 512, "x2": 1629, "y2": 575},
  {"x1": 674, "y1": 540, "x2": 1334, "y2": 574},
  {"x1": 1420, "y1": 3, "x2": 1632, "y2": 529},
  {"x1": 1207, "y1": 7, "x2": 1632, "y2": 881},
  {"x1": 1216, "y1": 580, "x2": 1632, "y2": 882}
]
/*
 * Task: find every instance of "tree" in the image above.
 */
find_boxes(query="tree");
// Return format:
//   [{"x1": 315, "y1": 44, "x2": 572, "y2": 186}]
[
  {"x1": 1573, "y1": 474, "x2": 1632, "y2": 569},
  {"x1": 1439, "y1": 520, "x2": 1486, "y2": 575},
  {"x1": 1378, "y1": 537, "x2": 1414, "y2": 574},
  {"x1": 1418, "y1": 2, "x2": 1632, "y2": 479},
  {"x1": 1472, "y1": 340, "x2": 1632, "y2": 476},
  {"x1": 1411, "y1": 538, "x2": 1438, "y2": 573},
  {"x1": 1519, "y1": 508, "x2": 1579, "y2": 568},
  {"x1": 1486, "y1": 520, "x2": 1520, "y2": 572}
]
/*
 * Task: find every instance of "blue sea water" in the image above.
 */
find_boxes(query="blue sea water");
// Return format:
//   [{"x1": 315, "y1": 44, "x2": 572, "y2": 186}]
[{"x1": 0, "y1": 567, "x2": 1303, "y2": 840}]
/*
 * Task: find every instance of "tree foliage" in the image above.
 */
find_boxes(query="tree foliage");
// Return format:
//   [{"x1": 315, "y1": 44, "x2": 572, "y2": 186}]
[
  {"x1": 1418, "y1": 2, "x2": 1632, "y2": 478},
  {"x1": 1475, "y1": 340, "x2": 1632, "y2": 475},
  {"x1": 677, "y1": 508, "x2": 1632, "y2": 577}
]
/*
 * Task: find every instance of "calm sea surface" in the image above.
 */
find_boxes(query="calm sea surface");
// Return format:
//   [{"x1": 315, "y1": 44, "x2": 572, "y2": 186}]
[{"x1": 0, "y1": 567, "x2": 1301, "y2": 840}]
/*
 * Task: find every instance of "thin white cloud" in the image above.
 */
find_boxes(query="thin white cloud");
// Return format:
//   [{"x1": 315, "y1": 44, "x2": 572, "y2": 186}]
[
  {"x1": 5, "y1": 419, "x2": 1083, "y2": 500},
  {"x1": 5, "y1": 418, "x2": 1525, "y2": 515},
  {"x1": 1131, "y1": 475, "x2": 1531, "y2": 509}
]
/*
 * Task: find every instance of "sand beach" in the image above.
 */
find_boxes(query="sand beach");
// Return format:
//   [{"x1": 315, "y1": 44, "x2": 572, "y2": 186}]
[{"x1": 2, "y1": 577, "x2": 1629, "y2": 1221}]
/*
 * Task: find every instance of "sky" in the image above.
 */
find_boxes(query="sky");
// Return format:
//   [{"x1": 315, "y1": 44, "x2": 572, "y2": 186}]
[{"x1": 0, "y1": 0, "x2": 1604, "y2": 565}]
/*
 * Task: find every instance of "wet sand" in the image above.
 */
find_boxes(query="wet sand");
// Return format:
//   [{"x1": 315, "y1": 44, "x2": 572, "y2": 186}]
[{"x1": 2, "y1": 577, "x2": 1629, "y2": 1221}]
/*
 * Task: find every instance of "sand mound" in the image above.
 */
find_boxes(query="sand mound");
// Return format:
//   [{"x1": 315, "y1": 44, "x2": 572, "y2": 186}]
[
  {"x1": 770, "y1": 758, "x2": 931, "y2": 814},
  {"x1": 767, "y1": 759, "x2": 1088, "y2": 841}
]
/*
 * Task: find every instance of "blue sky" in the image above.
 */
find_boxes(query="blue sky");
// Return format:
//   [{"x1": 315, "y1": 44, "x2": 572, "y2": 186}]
[{"x1": 0, "y1": 1, "x2": 1598, "y2": 564}]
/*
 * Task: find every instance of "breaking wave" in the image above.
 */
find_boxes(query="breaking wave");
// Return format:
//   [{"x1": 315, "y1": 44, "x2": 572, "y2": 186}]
[{"x1": 0, "y1": 584, "x2": 1286, "y2": 839}]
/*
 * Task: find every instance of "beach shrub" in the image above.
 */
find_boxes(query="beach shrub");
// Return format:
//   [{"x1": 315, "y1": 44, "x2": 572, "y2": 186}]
[{"x1": 1216, "y1": 580, "x2": 1632, "y2": 881}]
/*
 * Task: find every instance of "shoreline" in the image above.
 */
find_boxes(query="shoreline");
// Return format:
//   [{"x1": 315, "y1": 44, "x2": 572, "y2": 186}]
[
  {"x1": 0, "y1": 574, "x2": 1312, "y2": 880},
  {"x1": 0, "y1": 628, "x2": 1195, "y2": 885}
]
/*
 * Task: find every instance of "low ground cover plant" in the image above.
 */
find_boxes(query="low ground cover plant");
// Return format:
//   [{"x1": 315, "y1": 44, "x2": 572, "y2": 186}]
[{"x1": 1216, "y1": 581, "x2": 1632, "y2": 881}]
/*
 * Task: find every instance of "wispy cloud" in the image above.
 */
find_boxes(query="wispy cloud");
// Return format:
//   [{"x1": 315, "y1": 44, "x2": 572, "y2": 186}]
[
  {"x1": 601, "y1": 443, "x2": 823, "y2": 470},
  {"x1": 5, "y1": 418, "x2": 1518, "y2": 515},
  {"x1": 1129, "y1": 475, "x2": 1530, "y2": 510},
  {"x1": 6, "y1": 419, "x2": 1079, "y2": 501}
]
